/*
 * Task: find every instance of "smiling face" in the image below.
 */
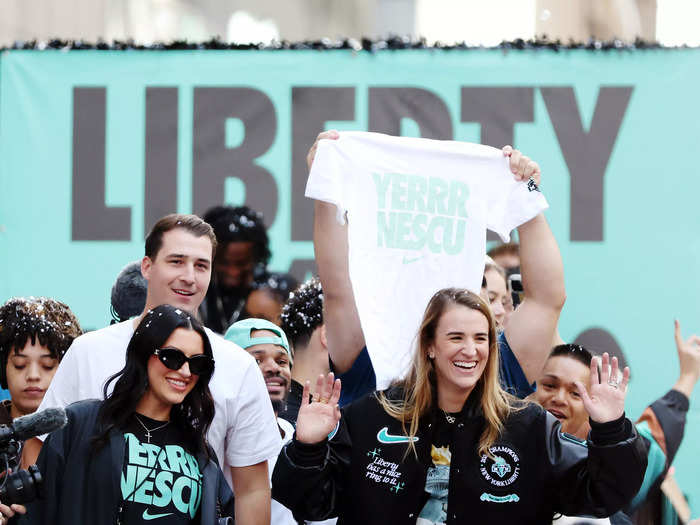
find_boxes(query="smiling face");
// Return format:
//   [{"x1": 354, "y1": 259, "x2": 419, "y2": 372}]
[
  {"x1": 6, "y1": 342, "x2": 59, "y2": 417},
  {"x1": 430, "y1": 305, "x2": 490, "y2": 408},
  {"x1": 138, "y1": 328, "x2": 204, "y2": 418},
  {"x1": 245, "y1": 329, "x2": 291, "y2": 411},
  {"x1": 141, "y1": 228, "x2": 212, "y2": 313},
  {"x1": 534, "y1": 355, "x2": 591, "y2": 440},
  {"x1": 215, "y1": 241, "x2": 256, "y2": 291}
]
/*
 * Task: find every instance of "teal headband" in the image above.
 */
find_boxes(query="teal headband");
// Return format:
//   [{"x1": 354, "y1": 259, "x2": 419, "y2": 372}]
[{"x1": 224, "y1": 318, "x2": 292, "y2": 362}]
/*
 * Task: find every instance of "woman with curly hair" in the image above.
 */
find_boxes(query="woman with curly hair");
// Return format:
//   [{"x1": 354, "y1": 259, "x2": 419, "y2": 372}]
[{"x1": 0, "y1": 297, "x2": 82, "y2": 431}]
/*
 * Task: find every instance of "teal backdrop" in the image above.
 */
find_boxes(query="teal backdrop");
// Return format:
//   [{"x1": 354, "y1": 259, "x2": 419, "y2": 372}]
[{"x1": 1, "y1": 49, "x2": 699, "y2": 511}]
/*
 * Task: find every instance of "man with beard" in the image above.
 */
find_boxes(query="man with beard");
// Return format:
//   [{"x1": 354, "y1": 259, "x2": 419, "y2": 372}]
[
  {"x1": 224, "y1": 318, "x2": 298, "y2": 524},
  {"x1": 200, "y1": 205, "x2": 272, "y2": 334}
]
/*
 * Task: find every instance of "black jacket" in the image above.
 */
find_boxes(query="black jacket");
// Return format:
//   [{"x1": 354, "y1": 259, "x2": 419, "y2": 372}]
[
  {"x1": 18, "y1": 400, "x2": 234, "y2": 525},
  {"x1": 272, "y1": 389, "x2": 647, "y2": 525}
]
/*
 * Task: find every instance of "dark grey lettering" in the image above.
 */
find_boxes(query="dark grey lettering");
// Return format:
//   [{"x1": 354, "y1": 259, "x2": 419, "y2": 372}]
[
  {"x1": 288, "y1": 258, "x2": 318, "y2": 282},
  {"x1": 72, "y1": 87, "x2": 131, "y2": 240},
  {"x1": 461, "y1": 87, "x2": 534, "y2": 147},
  {"x1": 541, "y1": 87, "x2": 633, "y2": 241},
  {"x1": 369, "y1": 87, "x2": 453, "y2": 139},
  {"x1": 573, "y1": 327, "x2": 628, "y2": 370},
  {"x1": 192, "y1": 88, "x2": 278, "y2": 226},
  {"x1": 144, "y1": 87, "x2": 178, "y2": 235},
  {"x1": 291, "y1": 87, "x2": 355, "y2": 241}
]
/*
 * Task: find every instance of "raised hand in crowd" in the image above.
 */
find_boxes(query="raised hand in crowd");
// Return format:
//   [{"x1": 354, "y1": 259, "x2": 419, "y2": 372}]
[
  {"x1": 295, "y1": 373, "x2": 341, "y2": 444},
  {"x1": 672, "y1": 320, "x2": 700, "y2": 398},
  {"x1": 502, "y1": 144, "x2": 541, "y2": 186},
  {"x1": 307, "y1": 130, "x2": 339, "y2": 170},
  {"x1": 575, "y1": 352, "x2": 630, "y2": 423}
]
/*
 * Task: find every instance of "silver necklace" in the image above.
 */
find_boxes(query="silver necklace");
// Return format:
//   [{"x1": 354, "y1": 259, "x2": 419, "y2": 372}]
[
  {"x1": 134, "y1": 414, "x2": 169, "y2": 443},
  {"x1": 442, "y1": 410, "x2": 456, "y2": 424}
]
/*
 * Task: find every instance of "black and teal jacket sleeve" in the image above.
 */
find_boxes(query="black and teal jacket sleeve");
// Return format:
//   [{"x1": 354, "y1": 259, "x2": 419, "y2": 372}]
[
  {"x1": 271, "y1": 416, "x2": 352, "y2": 521},
  {"x1": 545, "y1": 411, "x2": 648, "y2": 517},
  {"x1": 627, "y1": 389, "x2": 689, "y2": 512}
]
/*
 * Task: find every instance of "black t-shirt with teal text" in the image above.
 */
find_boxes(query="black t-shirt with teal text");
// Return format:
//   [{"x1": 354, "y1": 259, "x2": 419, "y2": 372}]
[{"x1": 120, "y1": 414, "x2": 203, "y2": 524}]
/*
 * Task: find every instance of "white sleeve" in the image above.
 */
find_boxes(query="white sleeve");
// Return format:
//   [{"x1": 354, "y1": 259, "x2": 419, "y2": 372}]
[
  {"x1": 304, "y1": 138, "x2": 351, "y2": 225},
  {"x1": 225, "y1": 359, "x2": 282, "y2": 467},
  {"x1": 486, "y1": 157, "x2": 549, "y2": 242},
  {"x1": 35, "y1": 340, "x2": 82, "y2": 441}
]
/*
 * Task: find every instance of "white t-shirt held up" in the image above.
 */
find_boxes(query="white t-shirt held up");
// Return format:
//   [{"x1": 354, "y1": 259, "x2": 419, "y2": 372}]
[
  {"x1": 37, "y1": 319, "x2": 281, "y2": 487},
  {"x1": 306, "y1": 131, "x2": 548, "y2": 389}
]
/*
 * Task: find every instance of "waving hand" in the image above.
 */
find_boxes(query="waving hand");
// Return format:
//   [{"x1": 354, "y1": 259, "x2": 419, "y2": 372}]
[
  {"x1": 575, "y1": 353, "x2": 630, "y2": 424},
  {"x1": 295, "y1": 373, "x2": 342, "y2": 444}
]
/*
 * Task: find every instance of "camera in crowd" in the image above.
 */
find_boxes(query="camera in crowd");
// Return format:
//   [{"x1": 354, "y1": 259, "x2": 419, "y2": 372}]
[{"x1": 0, "y1": 408, "x2": 67, "y2": 506}]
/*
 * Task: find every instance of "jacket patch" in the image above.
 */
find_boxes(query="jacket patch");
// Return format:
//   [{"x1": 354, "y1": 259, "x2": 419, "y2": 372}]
[
  {"x1": 364, "y1": 447, "x2": 404, "y2": 490},
  {"x1": 479, "y1": 446, "x2": 520, "y2": 487},
  {"x1": 376, "y1": 426, "x2": 419, "y2": 444},
  {"x1": 479, "y1": 492, "x2": 520, "y2": 503}
]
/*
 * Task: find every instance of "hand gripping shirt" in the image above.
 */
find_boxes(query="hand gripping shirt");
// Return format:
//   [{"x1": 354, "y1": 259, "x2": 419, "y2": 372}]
[{"x1": 306, "y1": 132, "x2": 548, "y2": 389}]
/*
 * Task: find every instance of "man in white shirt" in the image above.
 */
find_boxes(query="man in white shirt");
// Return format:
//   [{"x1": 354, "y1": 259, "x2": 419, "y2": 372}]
[{"x1": 22, "y1": 213, "x2": 280, "y2": 525}]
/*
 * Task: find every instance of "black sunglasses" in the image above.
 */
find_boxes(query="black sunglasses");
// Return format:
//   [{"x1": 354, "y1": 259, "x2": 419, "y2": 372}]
[{"x1": 154, "y1": 347, "x2": 215, "y2": 376}]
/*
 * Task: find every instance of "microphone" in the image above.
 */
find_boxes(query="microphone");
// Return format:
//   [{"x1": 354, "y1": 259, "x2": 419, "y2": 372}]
[{"x1": 0, "y1": 407, "x2": 68, "y2": 445}]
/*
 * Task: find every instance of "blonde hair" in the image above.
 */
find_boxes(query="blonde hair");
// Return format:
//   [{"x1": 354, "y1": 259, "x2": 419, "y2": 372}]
[{"x1": 378, "y1": 288, "x2": 519, "y2": 458}]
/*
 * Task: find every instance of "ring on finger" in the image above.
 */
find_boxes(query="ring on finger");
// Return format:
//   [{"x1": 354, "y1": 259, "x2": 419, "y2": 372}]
[
  {"x1": 607, "y1": 380, "x2": 619, "y2": 389},
  {"x1": 319, "y1": 397, "x2": 329, "y2": 404}
]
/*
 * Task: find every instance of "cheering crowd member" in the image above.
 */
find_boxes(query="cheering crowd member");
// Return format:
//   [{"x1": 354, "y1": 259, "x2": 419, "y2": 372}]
[
  {"x1": 310, "y1": 131, "x2": 565, "y2": 402},
  {"x1": 18, "y1": 305, "x2": 233, "y2": 525},
  {"x1": 243, "y1": 272, "x2": 299, "y2": 325},
  {"x1": 482, "y1": 260, "x2": 509, "y2": 329},
  {"x1": 225, "y1": 318, "x2": 297, "y2": 524},
  {"x1": 22, "y1": 214, "x2": 279, "y2": 525},
  {"x1": 534, "y1": 320, "x2": 700, "y2": 523},
  {"x1": 0, "y1": 298, "x2": 82, "y2": 461},
  {"x1": 200, "y1": 205, "x2": 272, "y2": 334},
  {"x1": 273, "y1": 288, "x2": 647, "y2": 524}
]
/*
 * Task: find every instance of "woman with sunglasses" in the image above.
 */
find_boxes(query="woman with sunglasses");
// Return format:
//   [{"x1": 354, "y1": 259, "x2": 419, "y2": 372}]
[{"x1": 19, "y1": 304, "x2": 233, "y2": 525}]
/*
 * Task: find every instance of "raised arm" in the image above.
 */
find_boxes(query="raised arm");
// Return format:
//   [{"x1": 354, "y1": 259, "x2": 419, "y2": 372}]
[
  {"x1": 553, "y1": 354, "x2": 646, "y2": 517},
  {"x1": 310, "y1": 131, "x2": 366, "y2": 374},
  {"x1": 671, "y1": 319, "x2": 700, "y2": 398},
  {"x1": 502, "y1": 147, "x2": 566, "y2": 383},
  {"x1": 272, "y1": 374, "x2": 348, "y2": 521}
]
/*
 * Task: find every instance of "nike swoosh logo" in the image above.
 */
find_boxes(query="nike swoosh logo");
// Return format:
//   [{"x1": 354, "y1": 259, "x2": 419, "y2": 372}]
[
  {"x1": 402, "y1": 255, "x2": 423, "y2": 264},
  {"x1": 377, "y1": 427, "x2": 419, "y2": 444},
  {"x1": 143, "y1": 509, "x2": 174, "y2": 520}
]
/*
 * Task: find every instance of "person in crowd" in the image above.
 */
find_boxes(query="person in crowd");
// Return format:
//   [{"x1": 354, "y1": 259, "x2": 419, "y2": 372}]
[
  {"x1": 278, "y1": 275, "x2": 377, "y2": 422},
  {"x1": 272, "y1": 288, "x2": 646, "y2": 524},
  {"x1": 534, "y1": 320, "x2": 700, "y2": 524},
  {"x1": 199, "y1": 205, "x2": 271, "y2": 334},
  {"x1": 309, "y1": 131, "x2": 565, "y2": 403},
  {"x1": 17, "y1": 305, "x2": 233, "y2": 525},
  {"x1": 110, "y1": 260, "x2": 148, "y2": 324},
  {"x1": 483, "y1": 260, "x2": 510, "y2": 329},
  {"x1": 277, "y1": 277, "x2": 330, "y2": 424},
  {"x1": 20, "y1": 214, "x2": 279, "y2": 525},
  {"x1": 0, "y1": 297, "x2": 82, "y2": 463},
  {"x1": 487, "y1": 242, "x2": 520, "y2": 271},
  {"x1": 243, "y1": 272, "x2": 299, "y2": 325},
  {"x1": 224, "y1": 318, "x2": 296, "y2": 524}
]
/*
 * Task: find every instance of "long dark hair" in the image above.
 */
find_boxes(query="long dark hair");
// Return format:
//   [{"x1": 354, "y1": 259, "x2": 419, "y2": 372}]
[{"x1": 93, "y1": 305, "x2": 215, "y2": 456}]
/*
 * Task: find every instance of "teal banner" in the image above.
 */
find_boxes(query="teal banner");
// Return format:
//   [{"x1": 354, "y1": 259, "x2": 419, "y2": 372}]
[{"x1": 1, "y1": 49, "x2": 699, "y2": 507}]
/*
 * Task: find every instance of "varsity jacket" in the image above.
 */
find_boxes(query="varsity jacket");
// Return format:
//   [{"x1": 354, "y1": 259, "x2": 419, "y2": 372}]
[
  {"x1": 272, "y1": 387, "x2": 647, "y2": 525},
  {"x1": 18, "y1": 400, "x2": 234, "y2": 525}
]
